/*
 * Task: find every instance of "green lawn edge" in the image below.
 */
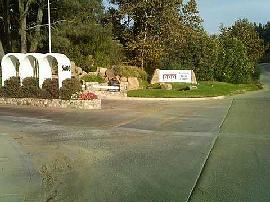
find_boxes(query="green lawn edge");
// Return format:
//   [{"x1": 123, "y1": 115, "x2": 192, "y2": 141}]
[{"x1": 127, "y1": 82, "x2": 262, "y2": 98}]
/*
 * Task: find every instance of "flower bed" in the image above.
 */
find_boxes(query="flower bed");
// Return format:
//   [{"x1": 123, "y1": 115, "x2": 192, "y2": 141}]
[{"x1": 0, "y1": 97, "x2": 101, "y2": 110}]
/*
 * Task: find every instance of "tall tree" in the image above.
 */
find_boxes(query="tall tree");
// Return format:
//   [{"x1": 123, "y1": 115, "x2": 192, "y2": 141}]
[
  {"x1": 110, "y1": 0, "x2": 202, "y2": 72},
  {"x1": 51, "y1": 0, "x2": 123, "y2": 71},
  {"x1": 221, "y1": 19, "x2": 264, "y2": 64}
]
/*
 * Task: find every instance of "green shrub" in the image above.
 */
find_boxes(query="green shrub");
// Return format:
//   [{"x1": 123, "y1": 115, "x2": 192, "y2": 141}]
[
  {"x1": 113, "y1": 66, "x2": 148, "y2": 81},
  {"x1": 147, "y1": 83, "x2": 162, "y2": 89},
  {"x1": 21, "y1": 77, "x2": 40, "y2": 98},
  {"x1": 172, "y1": 83, "x2": 191, "y2": 91},
  {"x1": 3, "y1": 77, "x2": 21, "y2": 98},
  {"x1": 60, "y1": 77, "x2": 82, "y2": 100},
  {"x1": 81, "y1": 75, "x2": 106, "y2": 83},
  {"x1": 0, "y1": 86, "x2": 4, "y2": 97},
  {"x1": 42, "y1": 78, "x2": 59, "y2": 99},
  {"x1": 215, "y1": 36, "x2": 253, "y2": 84}
]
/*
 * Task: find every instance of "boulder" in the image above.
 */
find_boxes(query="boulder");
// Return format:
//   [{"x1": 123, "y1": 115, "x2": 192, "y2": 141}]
[
  {"x1": 81, "y1": 71, "x2": 88, "y2": 77},
  {"x1": 191, "y1": 70, "x2": 197, "y2": 85},
  {"x1": 128, "y1": 77, "x2": 140, "y2": 91},
  {"x1": 120, "y1": 77, "x2": 128, "y2": 82},
  {"x1": 105, "y1": 69, "x2": 116, "y2": 81},
  {"x1": 151, "y1": 69, "x2": 160, "y2": 84},
  {"x1": 98, "y1": 67, "x2": 108, "y2": 77},
  {"x1": 71, "y1": 61, "x2": 83, "y2": 77},
  {"x1": 116, "y1": 75, "x2": 121, "y2": 82}
]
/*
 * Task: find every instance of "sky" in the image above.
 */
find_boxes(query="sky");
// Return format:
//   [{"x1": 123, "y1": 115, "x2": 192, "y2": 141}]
[
  {"x1": 103, "y1": 0, "x2": 270, "y2": 34},
  {"x1": 197, "y1": 0, "x2": 270, "y2": 33}
]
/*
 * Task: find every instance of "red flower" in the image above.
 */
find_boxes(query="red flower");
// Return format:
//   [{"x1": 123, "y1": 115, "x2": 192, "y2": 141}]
[{"x1": 79, "y1": 92, "x2": 98, "y2": 100}]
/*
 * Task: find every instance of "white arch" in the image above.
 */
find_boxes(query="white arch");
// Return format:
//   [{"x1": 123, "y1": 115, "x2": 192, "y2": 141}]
[
  {"x1": 45, "y1": 53, "x2": 71, "y2": 88},
  {"x1": 1, "y1": 53, "x2": 25, "y2": 86},
  {"x1": 26, "y1": 53, "x2": 52, "y2": 87}
]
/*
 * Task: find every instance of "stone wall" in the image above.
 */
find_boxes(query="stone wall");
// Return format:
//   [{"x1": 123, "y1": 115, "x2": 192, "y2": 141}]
[{"x1": 0, "y1": 98, "x2": 101, "y2": 110}]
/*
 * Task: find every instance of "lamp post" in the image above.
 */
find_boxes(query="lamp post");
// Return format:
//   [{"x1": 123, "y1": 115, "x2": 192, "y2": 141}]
[{"x1": 48, "y1": 0, "x2": 52, "y2": 53}]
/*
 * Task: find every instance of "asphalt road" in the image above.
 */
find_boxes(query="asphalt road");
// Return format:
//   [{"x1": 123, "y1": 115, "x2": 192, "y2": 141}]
[
  {"x1": 0, "y1": 64, "x2": 269, "y2": 202},
  {"x1": 190, "y1": 64, "x2": 270, "y2": 202}
]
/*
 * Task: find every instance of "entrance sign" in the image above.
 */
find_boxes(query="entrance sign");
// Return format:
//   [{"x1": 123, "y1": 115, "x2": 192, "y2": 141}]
[{"x1": 159, "y1": 70, "x2": 192, "y2": 83}]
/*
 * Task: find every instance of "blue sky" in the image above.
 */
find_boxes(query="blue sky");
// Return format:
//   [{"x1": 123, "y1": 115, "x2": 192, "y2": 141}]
[
  {"x1": 103, "y1": 0, "x2": 270, "y2": 34},
  {"x1": 198, "y1": 0, "x2": 270, "y2": 33}
]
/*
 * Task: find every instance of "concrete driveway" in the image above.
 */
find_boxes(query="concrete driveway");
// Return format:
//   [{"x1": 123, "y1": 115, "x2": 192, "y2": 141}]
[{"x1": 0, "y1": 64, "x2": 269, "y2": 202}]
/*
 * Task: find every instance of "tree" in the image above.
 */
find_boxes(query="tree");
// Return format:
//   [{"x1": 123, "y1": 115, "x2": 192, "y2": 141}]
[
  {"x1": 110, "y1": 0, "x2": 203, "y2": 73},
  {"x1": 51, "y1": 0, "x2": 123, "y2": 72},
  {"x1": 254, "y1": 22, "x2": 270, "y2": 62},
  {"x1": 216, "y1": 36, "x2": 253, "y2": 84},
  {"x1": 19, "y1": 0, "x2": 35, "y2": 53},
  {"x1": 221, "y1": 19, "x2": 264, "y2": 64}
]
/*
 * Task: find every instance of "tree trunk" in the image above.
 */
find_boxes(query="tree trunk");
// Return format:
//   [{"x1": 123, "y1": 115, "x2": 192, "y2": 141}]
[
  {"x1": 30, "y1": 4, "x2": 44, "y2": 52},
  {"x1": 5, "y1": 0, "x2": 12, "y2": 51},
  {"x1": 20, "y1": 14, "x2": 27, "y2": 53},
  {"x1": 0, "y1": 39, "x2": 4, "y2": 61},
  {"x1": 19, "y1": 0, "x2": 32, "y2": 53}
]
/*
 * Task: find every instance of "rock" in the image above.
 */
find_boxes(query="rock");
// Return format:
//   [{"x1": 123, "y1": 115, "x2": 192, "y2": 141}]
[
  {"x1": 81, "y1": 71, "x2": 88, "y2": 77},
  {"x1": 128, "y1": 77, "x2": 140, "y2": 91},
  {"x1": 71, "y1": 61, "x2": 76, "y2": 76},
  {"x1": 191, "y1": 70, "x2": 197, "y2": 85},
  {"x1": 120, "y1": 77, "x2": 128, "y2": 82},
  {"x1": 161, "y1": 83, "x2": 173, "y2": 90},
  {"x1": 105, "y1": 69, "x2": 116, "y2": 81},
  {"x1": 71, "y1": 61, "x2": 83, "y2": 77},
  {"x1": 116, "y1": 75, "x2": 121, "y2": 82},
  {"x1": 98, "y1": 67, "x2": 108, "y2": 77},
  {"x1": 151, "y1": 69, "x2": 160, "y2": 84}
]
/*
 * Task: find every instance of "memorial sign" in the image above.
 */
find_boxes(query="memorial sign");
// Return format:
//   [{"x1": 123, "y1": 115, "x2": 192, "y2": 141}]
[{"x1": 159, "y1": 70, "x2": 192, "y2": 83}]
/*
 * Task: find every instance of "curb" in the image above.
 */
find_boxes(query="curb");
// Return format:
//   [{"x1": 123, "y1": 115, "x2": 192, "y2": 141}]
[{"x1": 102, "y1": 96, "x2": 226, "y2": 101}]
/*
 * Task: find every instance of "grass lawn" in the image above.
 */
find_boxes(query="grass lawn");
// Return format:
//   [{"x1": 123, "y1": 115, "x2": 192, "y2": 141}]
[{"x1": 128, "y1": 82, "x2": 262, "y2": 98}]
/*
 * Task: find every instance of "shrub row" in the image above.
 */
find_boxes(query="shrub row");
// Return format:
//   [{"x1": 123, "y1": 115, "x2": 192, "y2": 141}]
[{"x1": 0, "y1": 77, "x2": 82, "y2": 100}]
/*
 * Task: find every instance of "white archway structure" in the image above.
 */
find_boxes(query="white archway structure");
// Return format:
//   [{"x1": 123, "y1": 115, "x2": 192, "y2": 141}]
[
  {"x1": 1, "y1": 53, "x2": 71, "y2": 88},
  {"x1": 1, "y1": 53, "x2": 25, "y2": 85}
]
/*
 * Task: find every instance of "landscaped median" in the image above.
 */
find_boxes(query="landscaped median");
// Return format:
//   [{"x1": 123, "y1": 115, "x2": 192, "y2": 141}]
[{"x1": 127, "y1": 82, "x2": 262, "y2": 98}]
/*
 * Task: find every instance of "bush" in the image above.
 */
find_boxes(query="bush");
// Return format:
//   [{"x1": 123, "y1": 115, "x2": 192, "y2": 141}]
[
  {"x1": 3, "y1": 77, "x2": 21, "y2": 98},
  {"x1": 113, "y1": 65, "x2": 148, "y2": 81},
  {"x1": 41, "y1": 78, "x2": 59, "y2": 99},
  {"x1": 21, "y1": 77, "x2": 40, "y2": 98},
  {"x1": 60, "y1": 77, "x2": 82, "y2": 100},
  {"x1": 172, "y1": 83, "x2": 191, "y2": 91},
  {"x1": 81, "y1": 75, "x2": 106, "y2": 83},
  {"x1": 215, "y1": 36, "x2": 253, "y2": 84},
  {"x1": 0, "y1": 86, "x2": 4, "y2": 97}
]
